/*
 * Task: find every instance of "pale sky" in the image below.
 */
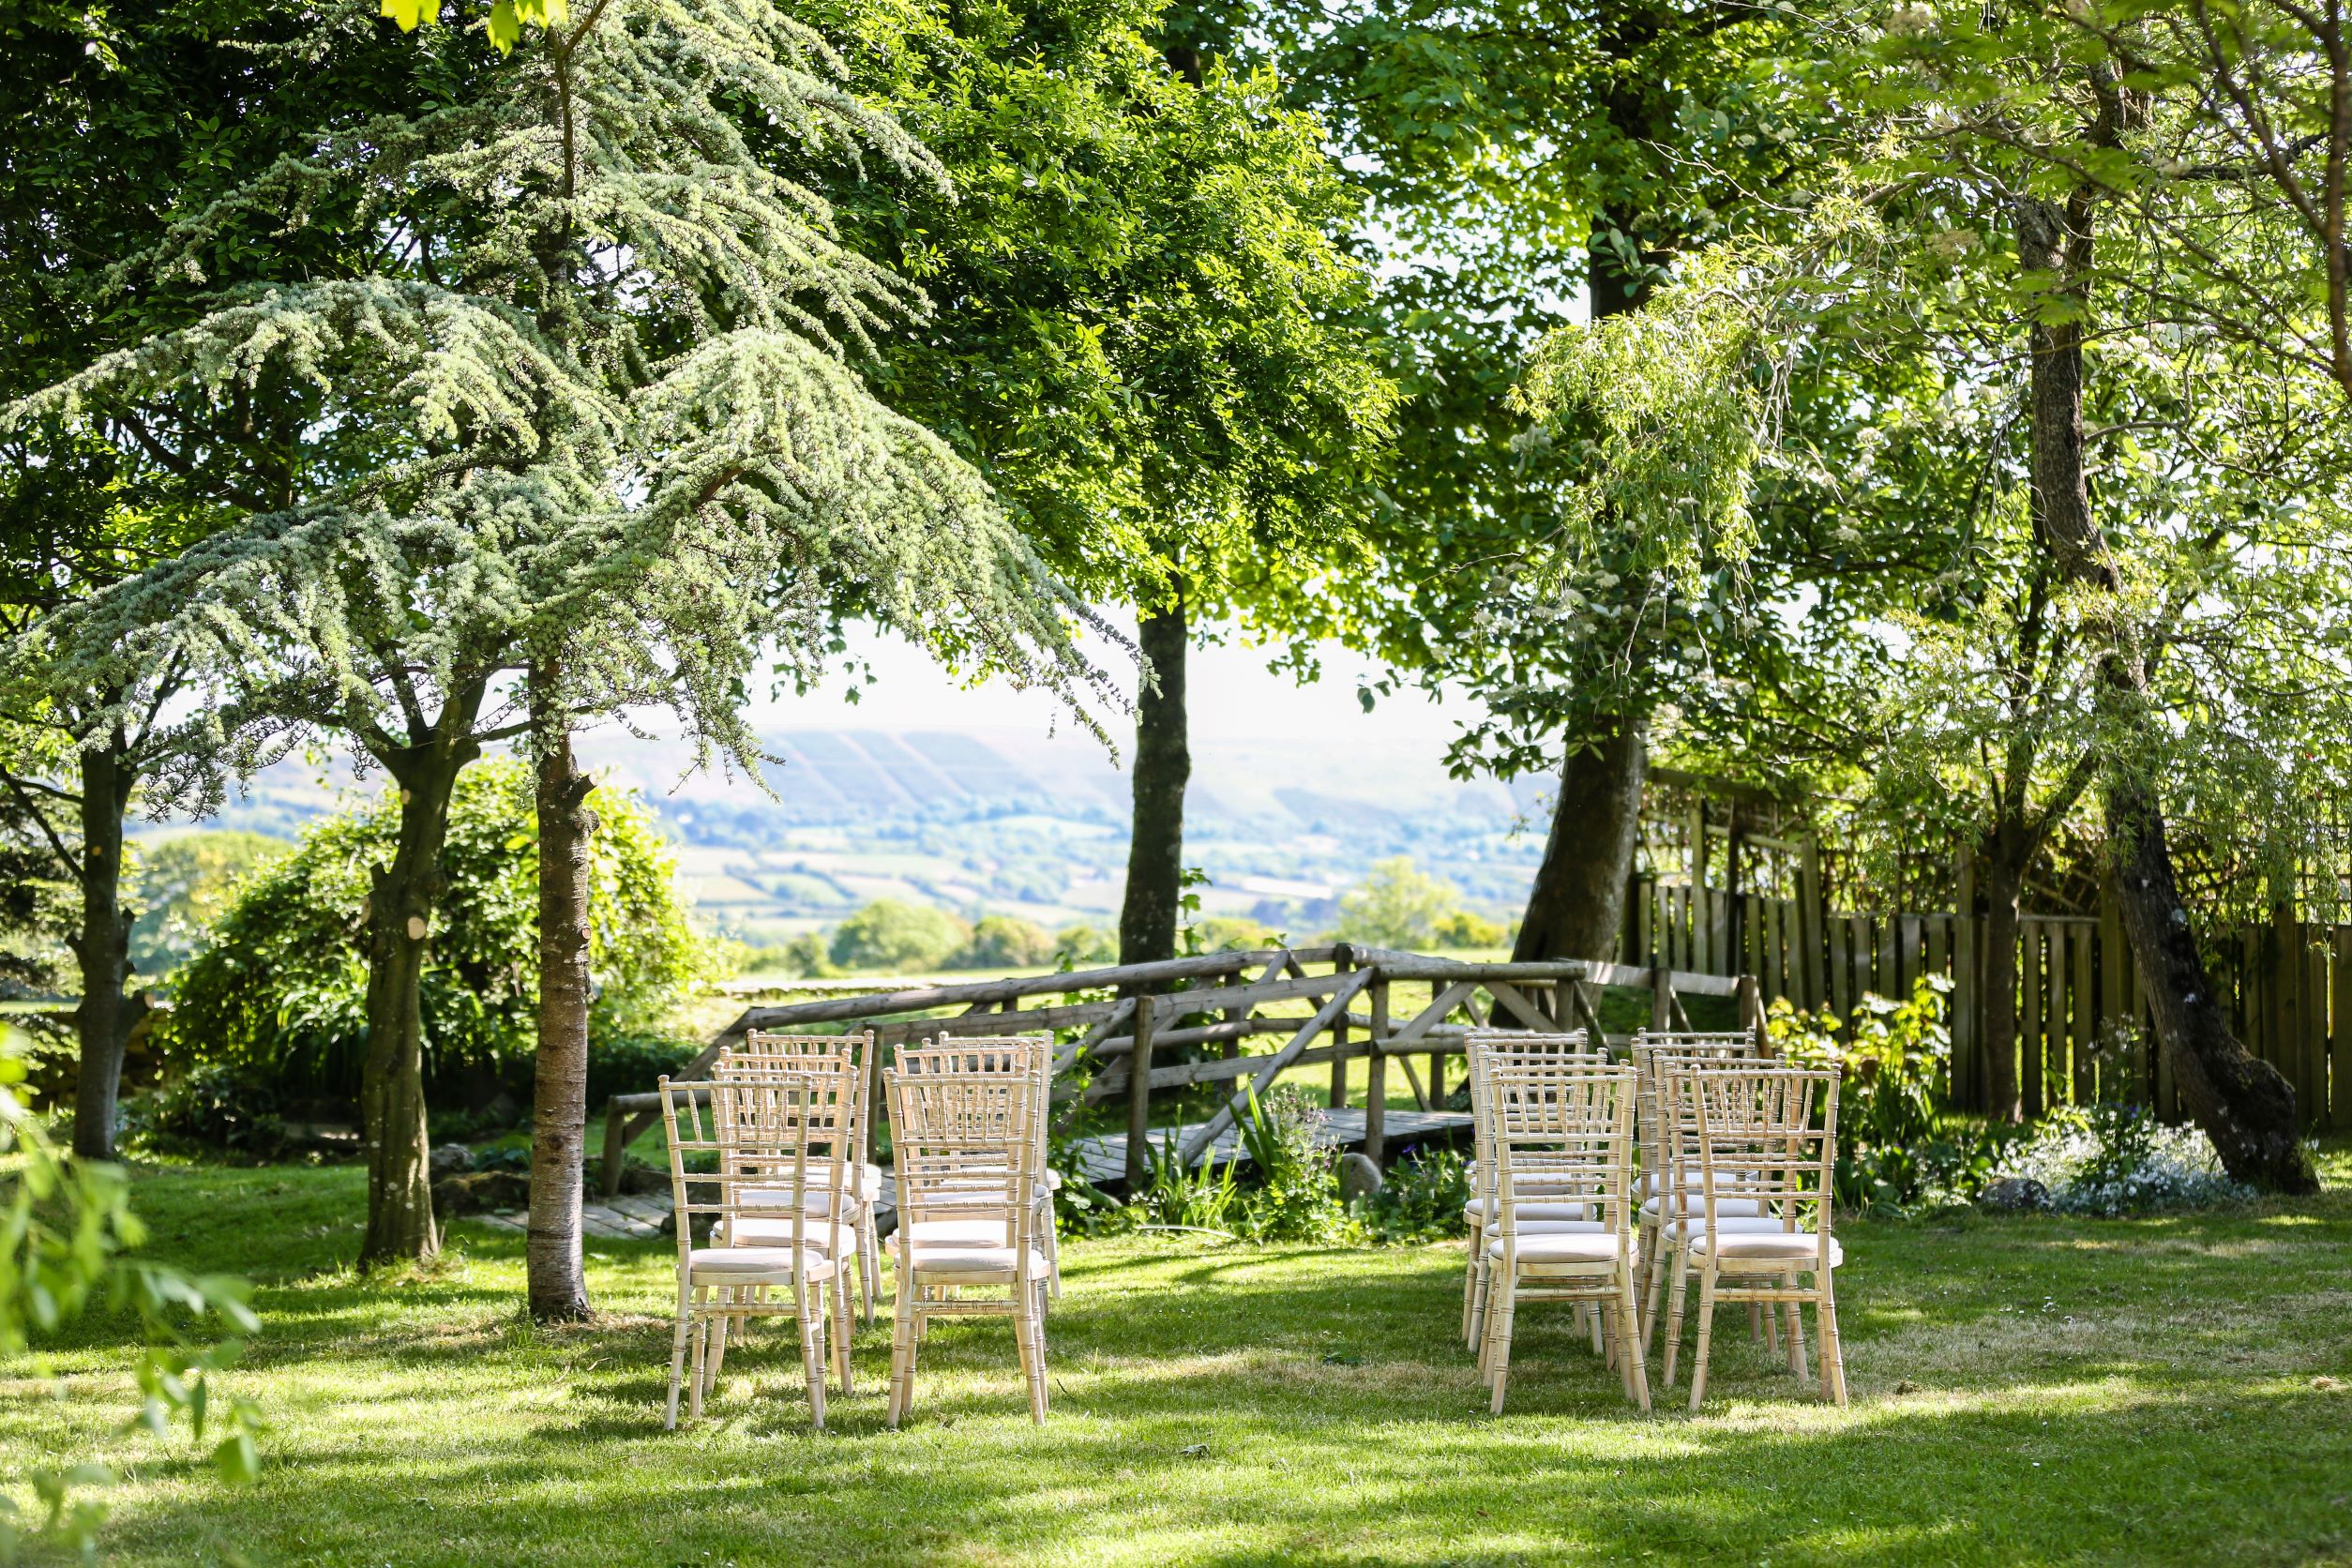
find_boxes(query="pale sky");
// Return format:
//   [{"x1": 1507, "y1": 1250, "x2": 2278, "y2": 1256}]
[{"x1": 747, "y1": 621, "x2": 1470, "y2": 754}]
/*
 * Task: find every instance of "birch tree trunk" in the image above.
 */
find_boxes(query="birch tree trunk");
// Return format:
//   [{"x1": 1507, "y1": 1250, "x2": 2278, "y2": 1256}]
[{"x1": 527, "y1": 667, "x2": 597, "y2": 1321}]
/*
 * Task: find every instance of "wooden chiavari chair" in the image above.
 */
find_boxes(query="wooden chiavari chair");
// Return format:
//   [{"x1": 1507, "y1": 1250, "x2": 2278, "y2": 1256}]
[
  {"x1": 1478, "y1": 1059, "x2": 1650, "y2": 1412},
  {"x1": 657, "y1": 1074, "x2": 848, "y2": 1429},
  {"x1": 883, "y1": 1064, "x2": 1051, "y2": 1425},
  {"x1": 720, "y1": 1030, "x2": 882, "y2": 1322},
  {"x1": 1664, "y1": 1064, "x2": 1847, "y2": 1410}
]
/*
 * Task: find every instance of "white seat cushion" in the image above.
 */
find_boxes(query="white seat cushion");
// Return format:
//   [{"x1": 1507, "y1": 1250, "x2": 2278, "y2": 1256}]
[
  {"x1": 903, "y1": 1217, "x2": 1015, "y2": 1246},
  {"x1": 1463, "y1": 1198, "x2": 1595, "y2": 1222},
  {"x1": 727, "y1": 1216, "x2": 855, "y2": 1250},
  {"x1": 1485, "y1": 1219, "x2": 1605, "y2": 1238},
  {"x1": 906, "y1": 1244, "x2": 1051, "y2": 1282},
  {"x1": 1693, "y1": 1231, "x2": 1843, "y2": 1267},
  {"x1": 1487, "y1": 1232, "x2": 1626, "y2": 1266},
  {"x1": 1664, "y1": 1214, "x2": 1788, "y2": 1241},
  {"x1": 688, "y1": 1245, "x2": 837, "y2": 1282},
  {"x1": 1641, "y1": 1195, "x2": 1767, "y2": 1219}
]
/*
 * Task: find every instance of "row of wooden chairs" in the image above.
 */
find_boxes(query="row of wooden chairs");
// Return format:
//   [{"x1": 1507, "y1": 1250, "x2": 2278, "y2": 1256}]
[
  {"x1": 656, "y1": 1032, "x2": 1058, "y2": 1429},
  {"x1": 1461, "y1": 1027, "x2": 1849, "y2": 1412}
]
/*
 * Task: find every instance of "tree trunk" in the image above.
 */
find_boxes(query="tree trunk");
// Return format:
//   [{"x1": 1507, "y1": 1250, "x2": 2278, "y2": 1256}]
[
  {"x1": 527, "y1": 678, "x2": 597, "y2": 1322},
  {"x1": 1511, "y1": 181, "x2": 1661, "y2": 965},
  {"x1": 358, "y1": 742, "x2": 472, "y2": 1267},
  {"x1": 1119, "y1": 577, "x2": 1189, "y2": 967},
  {"x1": 2019, "y1": 189, "x2": 2316, "y2": 1191},
  {"x1": 1512, "y1": 715, "x2": 1647, "y2": 962},
  {"x1": 1976, "y1": 834, "x2": 2028, "y2": 1123},
  {"x1": 68, "y1": 735, "x2": 142, "y2": 1161}
]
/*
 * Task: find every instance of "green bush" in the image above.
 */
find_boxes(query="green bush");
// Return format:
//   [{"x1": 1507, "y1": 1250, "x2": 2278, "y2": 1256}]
[
  {"x1": 154, "y1": 760, "x2": 716, "y2": 1108},
  {"x1": 1234, "y1": 1084, "x2": 1348, "y2": 1243},
  {"x1": 1355, "y1": 1144, "x2": 1471, "y2": 1243},
  {"x1": 118, "y1": 1063, "x2": 291, "y2": 1161},
  {"x1": 1053, "y1": 924, "x2": 1117, "y2": 968},
  {"x1": 584, "y1": 1029, "x2": 701, "y2": 1109},
  {"x1": 127, "y1": 830, "x2": 290, "y2": 981},
  {"x1": 828, "y1": 899, "x2": 970, "y2": 972},
  {"x1": 956, "y1": 913, "x2": 1055, "y2": 969},
  {"x1": 1431, "y1": 910, "x2": 1507, "y2": 949}
]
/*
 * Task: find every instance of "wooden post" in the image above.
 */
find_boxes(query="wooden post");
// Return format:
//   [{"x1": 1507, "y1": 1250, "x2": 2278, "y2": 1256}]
[
  {"x1": 600, "y1": 1096, "x2": 629, "y2": 1197},
  {"x1": 1953, "y1": 845, "x2": 1979, "y2": 1110},
  {"x1": 1799, "y1": 834, "x2": 1826, "y2": 1011},
  {"x1": 1364, "y1": 1039, "x2": 1389, "y2": 1167},
  {"x1": 1687, "y1": 803, "x2": 1711, "y2": 972},
  {"x1": 1737, "y1": 973, "x2": 1765, "y2": 1050},
  {"x1": 1651, "y1": 966, "x2": 1672, "y2": 1033},
  {"x1": 1126, "y1": 993, "x2": 1155, "y2": 1186},
  {"x1": 1329, "y1": 953, "x2": 1352, "y2": 1109},
  {"x1": 1725, "y1": 809, "x2": 1745, "y2": 980},
  {"x1": 1368, "y1": 974, "x2": 1399, "y2": 1129}
]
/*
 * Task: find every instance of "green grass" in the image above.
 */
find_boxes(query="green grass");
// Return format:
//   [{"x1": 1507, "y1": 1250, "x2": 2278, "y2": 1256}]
[{"x1": 8, "y1": 1155, "x2": 2352, "y2": 1566}]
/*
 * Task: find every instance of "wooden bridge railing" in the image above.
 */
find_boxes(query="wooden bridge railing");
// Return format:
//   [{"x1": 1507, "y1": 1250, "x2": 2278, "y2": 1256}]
[{"x1": 599, "y1": 944, "x2": 1762, "y2": 1194}]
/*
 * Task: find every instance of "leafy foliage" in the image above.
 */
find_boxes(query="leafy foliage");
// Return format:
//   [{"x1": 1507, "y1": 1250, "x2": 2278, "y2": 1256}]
[
  {"x1": 0, "y1": 1025, "x2": 264, "y2": 1558},
  {"x1": 155, "y1": 760, "x2": 712, "y2": 1102},
  {"x1": 1353, "y1": 1144, "x2": 1471, "y2": 1244},
  {"x1": 1233, "y1": 1083, "x2": 1347, "y2": 1243},
  {"x1": 1996, "y1": 1104, "x2": 2254, "y2": 1218},
  {"x1": 127, "y1": 830, "x2": 290, "y2": 982},
  {"x1": 826, "y1": 898, "x2": 969, "y2": 973}
]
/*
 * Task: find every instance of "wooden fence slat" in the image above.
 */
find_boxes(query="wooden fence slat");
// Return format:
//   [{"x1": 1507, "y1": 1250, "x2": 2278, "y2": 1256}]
[
  {"x1": 2048, "y1": 922, "x2": 2072, "y2": 1107},
  {"x1": 2023, "y1": 922, "x2": 2044, "y2": 1117},
  {"x1": 1953, "y1": 850, "x2": 1979, "y2": 1110},
  {"x1": 2305, "y1": 928, "x2": 2329, "y2": 1128},
  {"x1": 1830, "y1": 913, "x2": 1851, "y2": 1021},
  {"x1": 1878, "y1": 915, "x2": 1898, "y2": 1002},
  {"x1": 2073, "y1": 912, "x2": 2094, "y2": 1103},
  {"x1": 2331, "y1": 927, "x2": 2352, "y2": 1131}
]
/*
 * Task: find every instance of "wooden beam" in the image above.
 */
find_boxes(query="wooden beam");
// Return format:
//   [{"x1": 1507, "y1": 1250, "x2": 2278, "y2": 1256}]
[
  {"x1": 1389, "y1": 982, "x2": 1478, "y2": 1048},
  {"x1": 1127, "y1": 994, "x2": 1155, "y2": 1186},
  {"x1": 727, "y1": 948, "x2": 1330, "y2": 1031},
  {"x1": 1176, "y1": 969, "x2": 1375, "y2": 1166}
]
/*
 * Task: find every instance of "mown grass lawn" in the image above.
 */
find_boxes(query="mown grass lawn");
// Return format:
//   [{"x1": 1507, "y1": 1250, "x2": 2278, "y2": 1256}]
[{"x1": 7, "y1": 1155, "x2": 2352, "y2": 1566}]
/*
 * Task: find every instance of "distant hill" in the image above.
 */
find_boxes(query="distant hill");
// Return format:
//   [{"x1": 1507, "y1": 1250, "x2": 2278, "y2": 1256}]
[{"x1": 173, "y1": 724, "x2": 1551, "y2": 943}]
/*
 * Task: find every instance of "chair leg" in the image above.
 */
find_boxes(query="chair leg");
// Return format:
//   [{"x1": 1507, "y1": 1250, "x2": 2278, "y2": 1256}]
[
  {"x1": 1485, "y1": 1277, "x2": 1516, "y2": 1415},
  {"x1": 706, "y1": 1292, "x2": 731, "y2": 1395},
  {"x1": 860, "y1": 1212, "x2": 880, "y2": 1326},
  {"x1": 687, "y1": 1301, "x2": 709, "y2": 1423},
  {"x1": 1461, "y1": 1243, "x2": 1481, "y2": 1345},
  {"x1": 832, "y1": 1269, "x2": 855, "y2": 1395},
  {"x1": 1639, "y1": 1229, "x2": 1672, "y2": 1356},
  {"x1": 1661, "y1": 1242, "x2": 1693, "y2": 1387},
  {"x1": 1819, "y1": 1281, "x2": 1848, "y2": 1408},
  {"x1": 887, "y1": 1271, "x2": 917, "y2": 1428},
  {"x1": 1618, "y1": 1271, "x2": 1651, "y2": 1412},
  {"x1": 796, "y1": 1282, "x2": 828, "y2": 1430},
  {"x1": 1782, "y1": 1272, "x2": 1808, "y2": 1378},
  {"x1": 1688, "y1": 1266, "x2": 1720, "y2": 1412},
  {"x1": 665, "y1": 1278, "x2": 694, "y2": 1430}
]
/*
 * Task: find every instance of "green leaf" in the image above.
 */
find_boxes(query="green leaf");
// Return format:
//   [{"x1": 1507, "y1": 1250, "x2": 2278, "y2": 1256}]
[
  {"x1": 488, "y1": 0, "x2": 521, "y2": 54},
  {"x1": 378, "y1": 0, "x2": 442, "y2": 31}
]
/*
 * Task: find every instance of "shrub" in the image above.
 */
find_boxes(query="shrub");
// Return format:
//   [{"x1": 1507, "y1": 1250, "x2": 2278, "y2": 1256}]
[
  {"x1": 1054, "y1": 924, "x2": 1117, "y2": 968},
  {"x1": 1234, "y1": 1084, "x2": 1348, "y2": 1243},
  {"x1": 1329, "y1": 856, "x2": 1456, "y2": 949},
  {"x1": 584, "y1": 1029, "x2": 701, "y2": 1109},
  {"x1": 1996, "y1": 1102, "x2": 2254, "y2": 1215},
  {"x1": 956, "y1": 914, "x2": 1055, "y2": 969},
  {"x1": 1769, "y1": 974, "x2": 1966, "y2": 1212},
  {"x1": 154, "y1": 760, "x2": 716, "y2": 1108},
  {"x1": 827, "y1": 899, "x2": 969, "y2": 972},
  {"x1": 1431, "y1": 909, "x2": 1507, "y2": 949},
  {"x1": 1191, "y1": 915, "x2": 1280, "y2": 953},
  {"x1": 127, "y1": 830, "x2": 290, "y2": 981},
  {"x1": 1355, "y1": 1144, "x2": 1471, "y2": 1243},
  {"x1": 118, "y1": 1063, "x2": 290, "y2": 1161}
]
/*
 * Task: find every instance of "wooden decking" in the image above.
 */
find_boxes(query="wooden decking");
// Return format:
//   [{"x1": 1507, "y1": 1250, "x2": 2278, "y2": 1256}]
[
  {"x1": 484, "y1": 1106, "x2": 1473, "y2": 1239},
  {"x1": 1064, "y1": 1107, "x2": 1471, "y2": 1188}
]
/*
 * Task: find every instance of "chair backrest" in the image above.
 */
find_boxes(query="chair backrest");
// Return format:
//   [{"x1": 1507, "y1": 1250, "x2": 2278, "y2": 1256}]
[
  {"x1": 1632, "y1": 1032, "x2": 1761, "y2": 1172},
  {"x1": 1676, "y1": 1065, "x2": 1840, "y2": 1249},
  {"x1": 885, "y1": 1068, "x2": 1042, "y2": 1274},
  {"x1": 1465, "y1": 1030, "x2": 1606, "y2": 1208},
  {"x1": 725, "y1": 1030, "x2": 875, "y2": 1168},
  {"x1": 1485, "y1": 1061, "x2": 1638, "y2": 1244},
  {"x1": 657, "y1": 1073, "x2": 843, "y2": 1277}
]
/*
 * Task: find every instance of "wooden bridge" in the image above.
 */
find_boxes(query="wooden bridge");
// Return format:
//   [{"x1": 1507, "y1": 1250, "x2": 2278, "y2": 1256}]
[{"x1": 600, "y1": 944, "x2": 1762, "y2": 1196}]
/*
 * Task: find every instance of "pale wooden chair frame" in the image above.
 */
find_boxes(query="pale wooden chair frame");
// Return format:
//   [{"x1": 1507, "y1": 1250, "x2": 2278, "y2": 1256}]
[
  {"x1": 657, "y1": 1075, "x2": 848, "y2": 1429},
  {"x1": 1479, "y1": 1060, "x2": 1650, "y2": 1412},
  {"x1": 897, "y1": 1034, "x2": 1062, "y2": 1299},
  {"x1": 1630, "y1": 1032, "x2": 1763, "y2": 1344},
  {"x1": 1459, "y1": 1030, "x2": 1606, "y2": 1349},
  {"x1": 1662, "y1": 1065, "x2": 1848, "y2": 1410},
  {"x1": 720, "y1": 1030, "x2": 881, "y2": 1324},
  {"x1": 883, "y1": 1064, "x2": 1050, "y2": 1425}
]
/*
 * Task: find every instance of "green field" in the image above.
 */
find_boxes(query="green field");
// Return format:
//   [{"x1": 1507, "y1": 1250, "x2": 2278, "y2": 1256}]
[{"x1": 8, "y1": 1153, "x2": 2350, "y2": 1566}]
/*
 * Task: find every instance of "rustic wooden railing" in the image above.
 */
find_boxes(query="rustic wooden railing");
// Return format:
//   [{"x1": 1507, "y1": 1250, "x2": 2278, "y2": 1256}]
[{"x1": 600, "y1": 945, "x2": 1760, "y2": 1195}]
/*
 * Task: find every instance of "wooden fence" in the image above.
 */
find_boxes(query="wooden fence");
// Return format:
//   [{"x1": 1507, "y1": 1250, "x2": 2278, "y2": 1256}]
[
  {"x1": 1623, "y1": 854, "x2": 2341, "y2": 1130},
  {"x1": 600, "y1": 944, "x2": 1761, "y2": 1194}
]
